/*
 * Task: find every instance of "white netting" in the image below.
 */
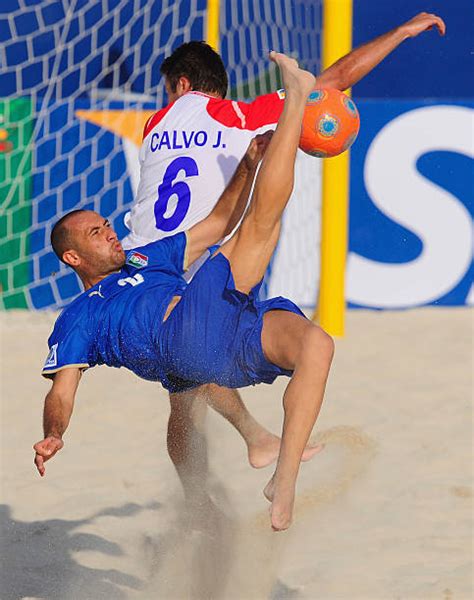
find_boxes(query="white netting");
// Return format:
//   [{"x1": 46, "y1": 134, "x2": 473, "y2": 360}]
[
  {"x1": 0, "y1": 0, "x2": 206, "y2": 309},
  {"x1": 0, "y1": 0, "x2": 322, "y2": 310},
  {"x1": 223, "y1": 1, "x2": 321, "y2": 98},
  {"x1": 222, "y1": 0, "x2": 323, "y2": 305}
]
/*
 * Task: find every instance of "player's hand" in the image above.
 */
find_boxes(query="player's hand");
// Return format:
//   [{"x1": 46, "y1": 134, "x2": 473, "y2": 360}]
[
  {"x1": 244, "y1": 131, "x2": 274, "y2": 170},
  {"x1": 400, "y1": 12, "x2": 446, "y2": 38},
  {"x1": 33, "y1": 436, "x2": 64, "y2": 476}
]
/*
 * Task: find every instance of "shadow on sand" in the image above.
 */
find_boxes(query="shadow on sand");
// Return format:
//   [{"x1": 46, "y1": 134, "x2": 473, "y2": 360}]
[
  {"x1": 1, "y1": 424, "x2": 377, "y2": 599},
  {"x1": 0, "y1": 501, "x2": 159, "y2": 600}
]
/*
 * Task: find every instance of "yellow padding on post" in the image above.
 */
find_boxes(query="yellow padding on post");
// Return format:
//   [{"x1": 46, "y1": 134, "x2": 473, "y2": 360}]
[
  {"x1": 316, "y1": 0, "x2": 353, "y2": 337},
  {"x1": 206, "y1": 0, "x2": 220, "y2": 51}
]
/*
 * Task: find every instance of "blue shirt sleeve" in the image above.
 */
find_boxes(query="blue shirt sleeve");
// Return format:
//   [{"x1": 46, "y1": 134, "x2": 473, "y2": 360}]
[
  {"x1": 127, "y1": 232, "x2": 188, "y2": 274},
  {"x1": 42, "y1": 314, "x2": 92, "y2": 379}
]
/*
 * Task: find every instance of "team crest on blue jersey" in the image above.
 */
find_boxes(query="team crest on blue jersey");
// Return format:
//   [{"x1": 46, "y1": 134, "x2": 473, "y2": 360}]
[
  {"x1": 126, "y1": 251, "x2": 149, "y2": 269},
  {"x1": 44, "y1": 343, "x2": 58, "y2": 369}
]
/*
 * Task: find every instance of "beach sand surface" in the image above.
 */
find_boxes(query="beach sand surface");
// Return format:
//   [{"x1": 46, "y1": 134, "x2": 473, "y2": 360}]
[{"x1": 1, "y1": 308, "x2": 472, "y2": 600}]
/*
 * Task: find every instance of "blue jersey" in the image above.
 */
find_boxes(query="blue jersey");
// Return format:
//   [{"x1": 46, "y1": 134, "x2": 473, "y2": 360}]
[{"x1": 42, "y1": 233, "x2": 188, "y2": 382}]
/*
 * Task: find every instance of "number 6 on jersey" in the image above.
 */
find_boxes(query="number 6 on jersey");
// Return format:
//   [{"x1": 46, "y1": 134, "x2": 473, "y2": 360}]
[{"x1": 154, "y1": 156, "x2": 199, "y2": 231}]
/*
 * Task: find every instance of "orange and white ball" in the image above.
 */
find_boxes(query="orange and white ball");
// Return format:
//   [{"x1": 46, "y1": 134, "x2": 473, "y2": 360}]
[{"x1": 299, "y1": 88, "x2": 360, "y2": 158}]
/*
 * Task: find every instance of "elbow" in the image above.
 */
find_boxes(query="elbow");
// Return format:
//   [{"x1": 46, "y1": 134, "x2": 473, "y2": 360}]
[
  {"x1": 324, "y1": 60, "x2": 355, "y2": 92},
  {"x1": 332, "y1": 68, "x2": 351, "y2": 92}
]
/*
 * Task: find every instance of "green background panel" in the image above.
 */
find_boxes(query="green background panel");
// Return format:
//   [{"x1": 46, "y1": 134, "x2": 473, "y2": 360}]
[{"x1": 0, "y1": 97, "x2": 33, "y2": 309}]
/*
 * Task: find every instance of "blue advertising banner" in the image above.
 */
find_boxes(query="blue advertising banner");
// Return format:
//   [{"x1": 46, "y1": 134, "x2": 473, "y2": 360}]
[{"x1": 348, "y1": 99, "x2": 473, "y2": 309}]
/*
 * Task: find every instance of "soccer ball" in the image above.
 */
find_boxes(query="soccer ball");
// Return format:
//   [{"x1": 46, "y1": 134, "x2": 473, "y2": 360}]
[{"x1": 299, "y1": 88, "x2": 360, "y2": 158}]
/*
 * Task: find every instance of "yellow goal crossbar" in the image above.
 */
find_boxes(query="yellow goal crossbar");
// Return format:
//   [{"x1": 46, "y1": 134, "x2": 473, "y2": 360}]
[{"x1": 316, "y1": 0, "x2": 353, "y2": 337}]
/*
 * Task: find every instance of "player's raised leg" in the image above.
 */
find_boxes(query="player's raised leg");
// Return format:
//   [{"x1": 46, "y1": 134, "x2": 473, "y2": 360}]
[
  {"x1": 219, "y1": 53, "x2": 333, "y2": 530},
  {"x1": 218, "y1": 52, "x2": 316, "y2": 290}
]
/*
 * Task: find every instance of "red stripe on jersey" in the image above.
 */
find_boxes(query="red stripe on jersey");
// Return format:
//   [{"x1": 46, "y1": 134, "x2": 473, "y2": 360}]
[
  {"x1": 188, "y1": 91, "x2": 215, "y2": 99},
  {"x1": 142, "y1": 102, "x2": 175, "y2": 140},
  {"x1": 206, "y1": 92, "x2": 284, "y2": 131}
]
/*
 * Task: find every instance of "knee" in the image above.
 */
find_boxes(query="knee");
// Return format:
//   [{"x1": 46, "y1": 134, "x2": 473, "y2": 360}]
[{"x1": 300, "y1": 325, "x2": 334, "y2": 366}]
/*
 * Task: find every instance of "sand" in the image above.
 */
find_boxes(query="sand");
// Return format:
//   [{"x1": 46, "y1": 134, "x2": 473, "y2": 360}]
[{"x1": 0, "y1": 307, "x2": 472, "y2": 600}]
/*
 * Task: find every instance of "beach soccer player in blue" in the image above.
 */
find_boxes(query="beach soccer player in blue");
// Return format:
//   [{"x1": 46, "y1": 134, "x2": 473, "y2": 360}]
[{"x1": 34, "y1": 53, "x2": 334, "y2": 531}]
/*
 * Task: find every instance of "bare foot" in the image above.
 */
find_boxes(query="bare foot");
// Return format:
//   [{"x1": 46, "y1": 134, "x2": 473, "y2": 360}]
[
  {"x1": 248, "y1": 434, "x2": 324, "y2": 469},
  {"x1": 269, "y1": 51, "x2": 316, "y2": 98},
  {"x1": 269, "y1": 500, "x2": 293, "y2": 531},
  {"x1": 263, "y1": 476, "x2": 295, "y2": 531},
  {"x1": 263, "y1": 475, "x2": 275, "y2": 502}
]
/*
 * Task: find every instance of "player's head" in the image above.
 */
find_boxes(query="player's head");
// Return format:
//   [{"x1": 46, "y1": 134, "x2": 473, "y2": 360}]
[
  {"x1": 160, "y1": 41, "x2": 228, "y2": 101},
  {"x1": 51, "y1": 210, "x2": 125, "y2": 280}
]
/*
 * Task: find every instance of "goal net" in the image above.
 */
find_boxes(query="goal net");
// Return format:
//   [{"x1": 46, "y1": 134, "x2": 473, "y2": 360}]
[{"x1": 0, "y1": 0, "x2": 322, "y2": 310}]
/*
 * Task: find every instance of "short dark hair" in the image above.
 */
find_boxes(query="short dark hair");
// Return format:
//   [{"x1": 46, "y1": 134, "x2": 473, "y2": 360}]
[
  {"x1": 51, "y1": 210, "x2": 85, "y2": 263},
  {"x1": 160, "y1": 41, "x2": 228, "y2": 98}
]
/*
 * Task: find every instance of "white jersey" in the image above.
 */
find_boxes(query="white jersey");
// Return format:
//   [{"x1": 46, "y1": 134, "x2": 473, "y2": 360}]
[{"x1": 122, "y1": 90, "x2": 285, "y2": 249}]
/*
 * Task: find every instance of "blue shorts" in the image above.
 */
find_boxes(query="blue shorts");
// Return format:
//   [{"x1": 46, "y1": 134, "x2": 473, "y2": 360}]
[{"x1": 158, "y1": 253, "x2": 306, "y2": 393}]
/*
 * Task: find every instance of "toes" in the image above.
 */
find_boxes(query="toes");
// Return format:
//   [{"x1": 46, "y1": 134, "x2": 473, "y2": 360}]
[{"x1": 270, "y1": 512, "x2": 291, "y2": 531}]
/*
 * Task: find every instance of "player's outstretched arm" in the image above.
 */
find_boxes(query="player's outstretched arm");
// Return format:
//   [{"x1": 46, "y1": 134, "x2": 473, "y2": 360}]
[
  {"x1": 316, "y1": 12, "x2": 446, "y2": 91},
  {"x1": 186, "y1": 132, "x2": 272, "y2": 266},
  {"x1": 33, "y1": 368, "x2": 82, "y2": 476}
]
